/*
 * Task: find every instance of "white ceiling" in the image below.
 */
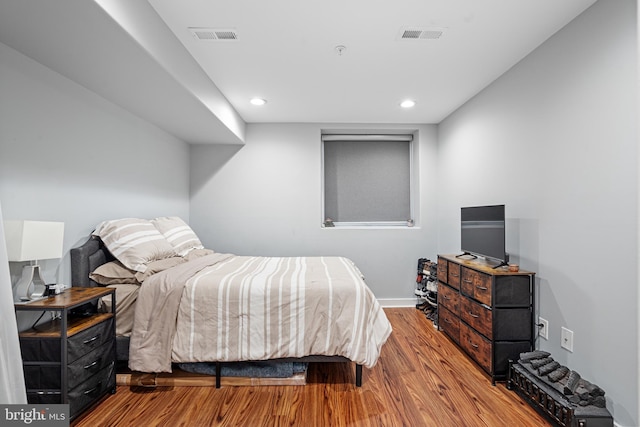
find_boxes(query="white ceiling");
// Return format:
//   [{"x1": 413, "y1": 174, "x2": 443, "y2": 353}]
[{"x1": 0, "y1": 0, "x2": 597, "y2": 144}]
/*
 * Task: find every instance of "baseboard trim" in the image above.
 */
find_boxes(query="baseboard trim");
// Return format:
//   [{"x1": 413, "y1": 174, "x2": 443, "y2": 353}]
[{"x1": 377, "y1": 298, "x2": 418, "y2": 308}]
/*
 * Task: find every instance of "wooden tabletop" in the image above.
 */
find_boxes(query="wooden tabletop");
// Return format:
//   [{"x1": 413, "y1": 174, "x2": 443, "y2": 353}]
[
  {"x1": 439, "y1": 254, "x2": 534, "y2": 275},
  {"x1": 14, "y1": 286, "x2": 114, "y2": 310}
]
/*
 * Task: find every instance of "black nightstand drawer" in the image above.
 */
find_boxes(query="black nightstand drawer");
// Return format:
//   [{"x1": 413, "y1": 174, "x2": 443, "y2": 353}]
[
  {"x1": 24, "y1": 339, "x2": 116, "y2": 392},
  {"x1": 24, "y1": 364, "x2": 61, "y2": 390},
  {"x1": 68, "y1": 317, "x2": 114, "y2": 363},
  {"x1": 20, "y1": 338, "x2": 62, "y2": 363},
  {"x1": 21, "y1": 317, "x2": 115, "y2": 365},
  {"x1": 26, "y1": 390, "x2": 61, "y2": 405},
  {"x1": 68, "y1": 339, "x2": 116, "y2": 390},
  {"x1": 69, "y1": 362, "x2": 115, "y2": 417}
]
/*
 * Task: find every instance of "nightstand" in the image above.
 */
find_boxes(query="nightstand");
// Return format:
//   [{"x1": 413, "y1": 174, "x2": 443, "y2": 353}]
[{"x1": 15, "y1": 287, "x2": 116, "y2": 421}]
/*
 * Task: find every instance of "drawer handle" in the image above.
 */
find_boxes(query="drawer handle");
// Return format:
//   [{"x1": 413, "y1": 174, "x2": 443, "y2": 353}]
[
  {"x1": 83, "y1": 334, "x2": 101, "y2": 345},
  {"x1": 442, "y1": 295, "x2": 450, "y2": 300},
  {"x1": 451, "y1": 273, "x2": 459, "y2": 277},
  {"x1": 463, "y1": 279, "x2": 472, "y2": 283},
  {"x1": 445, "y1": 318, "x2": 452, "y2": 324},
  {"x1": 469, "y1": 341, "x2": 479, "y2": 349},
  {"x1": 83, "y1": 382, "x2": 102, "y2": 395},
  {"x1": 468, "y1": 312, "x2": 479, "y2": 318},
  {"x1": 475, "y1": 286, "x2": 488, "y2": 291},
  {"x1": 84, "y1": 360, "x2": 99, "y2": 370}
]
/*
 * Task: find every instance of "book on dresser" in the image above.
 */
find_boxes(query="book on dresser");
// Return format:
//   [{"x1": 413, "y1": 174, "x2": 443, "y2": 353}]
[{"x1": 437, "y1": 254, "x2": 535, "y2": 384}]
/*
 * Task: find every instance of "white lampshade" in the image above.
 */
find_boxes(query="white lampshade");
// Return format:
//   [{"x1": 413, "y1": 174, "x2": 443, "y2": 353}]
[{"x1": 4, "y1": 220, "x2": 65, "y2": 262}]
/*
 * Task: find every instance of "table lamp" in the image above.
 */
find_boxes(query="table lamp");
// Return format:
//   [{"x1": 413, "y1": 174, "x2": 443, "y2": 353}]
[{"x1": 4, "y1": 220, "x2": 65, "y2": 302}]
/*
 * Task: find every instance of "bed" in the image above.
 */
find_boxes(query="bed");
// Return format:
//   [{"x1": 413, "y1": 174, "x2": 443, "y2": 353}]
[{"x1": 70, "y1": 217, "x2": 392, "y2": 387}]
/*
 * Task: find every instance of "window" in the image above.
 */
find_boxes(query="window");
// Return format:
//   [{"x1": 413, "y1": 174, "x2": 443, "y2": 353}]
[{"x1": 322, "y1": 133, "x2": 413, "y2": 227}]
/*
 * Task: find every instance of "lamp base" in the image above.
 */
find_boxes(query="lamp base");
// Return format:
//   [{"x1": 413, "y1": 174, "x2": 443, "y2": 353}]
[{"x1": 13, "y1": 264, "x2": 47, "y2": 302}]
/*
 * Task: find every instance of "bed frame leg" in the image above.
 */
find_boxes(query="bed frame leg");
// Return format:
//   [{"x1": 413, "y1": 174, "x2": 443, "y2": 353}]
[
  {"x1": 355, "y1": 364, "x2": 362, "y2": 387},
  {"x1": 216, "y1": 362, "x2": 221, "y2": 388}
]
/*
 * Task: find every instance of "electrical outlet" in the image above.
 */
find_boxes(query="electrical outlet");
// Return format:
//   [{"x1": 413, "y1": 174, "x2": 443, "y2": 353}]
[
  {"x1": 561, "y1": 327, "x2": 574, "y2": 352},
  {"x1": 538, "y1": 317, "x2": 549, "y2": 340}
]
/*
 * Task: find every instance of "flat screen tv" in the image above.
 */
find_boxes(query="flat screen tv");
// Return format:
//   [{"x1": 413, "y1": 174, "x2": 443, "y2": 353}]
[{"x1": 460, "y1": 204, "x2": 506, "y2": 267}]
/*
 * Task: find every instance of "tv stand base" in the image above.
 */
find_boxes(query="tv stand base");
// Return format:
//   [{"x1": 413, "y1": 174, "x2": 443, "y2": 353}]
[
  {"x1": 455, "y1": 252, "x2": 477, "y2": 260},
  {"x1": 492, "y1": 260, "x2": 509, "y2": 269}
]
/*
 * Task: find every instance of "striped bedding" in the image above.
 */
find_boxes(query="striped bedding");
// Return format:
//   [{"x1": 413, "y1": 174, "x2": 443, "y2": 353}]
[{"x1": 128, "y1": 253, "x2": 392, "y2": 373}]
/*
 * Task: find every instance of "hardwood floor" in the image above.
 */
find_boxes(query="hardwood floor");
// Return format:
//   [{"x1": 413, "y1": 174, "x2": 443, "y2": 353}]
[{"x1": 73, "y1": 308, "x2": 550, "y2": 427}]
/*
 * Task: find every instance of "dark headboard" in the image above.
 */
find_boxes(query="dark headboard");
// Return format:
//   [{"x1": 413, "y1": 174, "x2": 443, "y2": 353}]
[
  {"x1": 70, "y1": 236, "x2": 130, "y2": 360},
  {"x1": 70, "y1": 237, "x2": 115, "y2": 287}
]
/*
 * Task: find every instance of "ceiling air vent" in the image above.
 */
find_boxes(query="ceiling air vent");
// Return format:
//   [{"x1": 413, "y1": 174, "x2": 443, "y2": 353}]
[
  {"x1": 398, "y1": 27, "x2": 445, "y2": 40},
  {"x1": 188, "y1": 28, "x2": 238, "y2": 41}
]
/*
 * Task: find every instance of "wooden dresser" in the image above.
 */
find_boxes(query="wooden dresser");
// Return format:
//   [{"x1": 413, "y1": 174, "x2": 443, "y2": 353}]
[{"x1": 437, "y1": 254, "x2": 535, "y2": 383}]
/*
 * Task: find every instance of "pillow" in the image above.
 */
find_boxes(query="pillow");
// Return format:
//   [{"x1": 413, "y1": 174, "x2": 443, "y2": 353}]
[
  {"x1": 93, "y1": 218, "x2": 177, "y2": 273},
  {"x1": 90, "y1": 261, "x2": 139, "y2": 285},
  {"x1": 134, "y1": 256, "x2": 186, "y2": 282},
  {"x1": 151, "y1": 216, "x2": 205, "y2": 257},
  {"x1": 100, "y1": 284, "x2": 140, "y2": 337}
]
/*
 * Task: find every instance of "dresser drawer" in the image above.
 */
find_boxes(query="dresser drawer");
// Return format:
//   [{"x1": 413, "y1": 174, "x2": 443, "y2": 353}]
[
  {"x1": 494, "y1": 275, "x2": 532, "y2": 307},
  {"x1": 494, "y1": 341, "x2": 532, "y2": 377},
  {"x1": 461, "y1": 267, "x2": 492, "y2": 306},
  {"x1": 69, "y1": 362, "x2": 115, "y2": 418},
  {"x1": 26, "y1": 391, "x2": 61, "y2": 405},
  {"x1": 493, "y1": 308, "x2": 532, "y2": 340},
  {"x1": 437, "y1": 257, "x2": 448, "y2": 283},
  {"x1": 23, "y1": 364, "x2": 61, "y2": 390},
  {"x1": 25, "y1": 339, "x2": 116, "y2": 392},
  {"x1": 68, "y1": 339, "x2": 116, "y2": 390},
  {"x1": 20, "y1": 337, "x2": 62, "y2": 363},
  {"x1": 438, "y1": 305, "x2": 460, "y2": 344},
  {"x1": 438, "y1": 282, "x2": 459, "y2": 315},
  {"x1": 68, "y1": 317, "x2": 114, "y2": 363},
  {"x1": 460, "y1": 297, "x2": 492, "y2": 339},
  {"x1": 447, "y1": 262, "x2": 461, "y2": 290},
  {"x1": 460, "y1": 323, "x2": 491, "y2": 373}
]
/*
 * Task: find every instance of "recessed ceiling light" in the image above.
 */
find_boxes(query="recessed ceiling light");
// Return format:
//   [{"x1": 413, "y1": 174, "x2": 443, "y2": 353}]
[
  {"x1": 400, "y1": 99, "x2": 416, "y2": 108},
  {"x1": 250, "y1": 97, "x2": 267, "y2": 106}
]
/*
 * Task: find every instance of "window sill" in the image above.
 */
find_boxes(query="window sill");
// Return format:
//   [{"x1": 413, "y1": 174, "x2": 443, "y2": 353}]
[{"x1": 322, "y1": 223, "x2": 420, "y2": 230}]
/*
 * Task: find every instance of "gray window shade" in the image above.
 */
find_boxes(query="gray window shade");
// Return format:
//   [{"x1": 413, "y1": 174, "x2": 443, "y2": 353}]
[{"x1": 323, "y1": 135, "x2": 412, "y2": 224}]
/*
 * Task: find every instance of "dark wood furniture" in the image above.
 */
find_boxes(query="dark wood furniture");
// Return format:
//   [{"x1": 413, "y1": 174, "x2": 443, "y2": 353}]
[
  {"x1": 15, "y1": 287, "x2": 116, "y2": 420},
  {"x1": 437, "y1": 254, "x2": 535, "y2": 383}
]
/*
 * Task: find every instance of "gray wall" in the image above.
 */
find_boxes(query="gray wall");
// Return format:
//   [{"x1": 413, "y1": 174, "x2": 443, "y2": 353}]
[
  {"x1": 0, "y1": 42, "x2": 191, "y2": 288},
  {"x1": 189, "y1": 123, "x2": 439, "y2": 300},
  {"x1": 438, "y1": 1, "x2": 637, "y2": 425}
]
